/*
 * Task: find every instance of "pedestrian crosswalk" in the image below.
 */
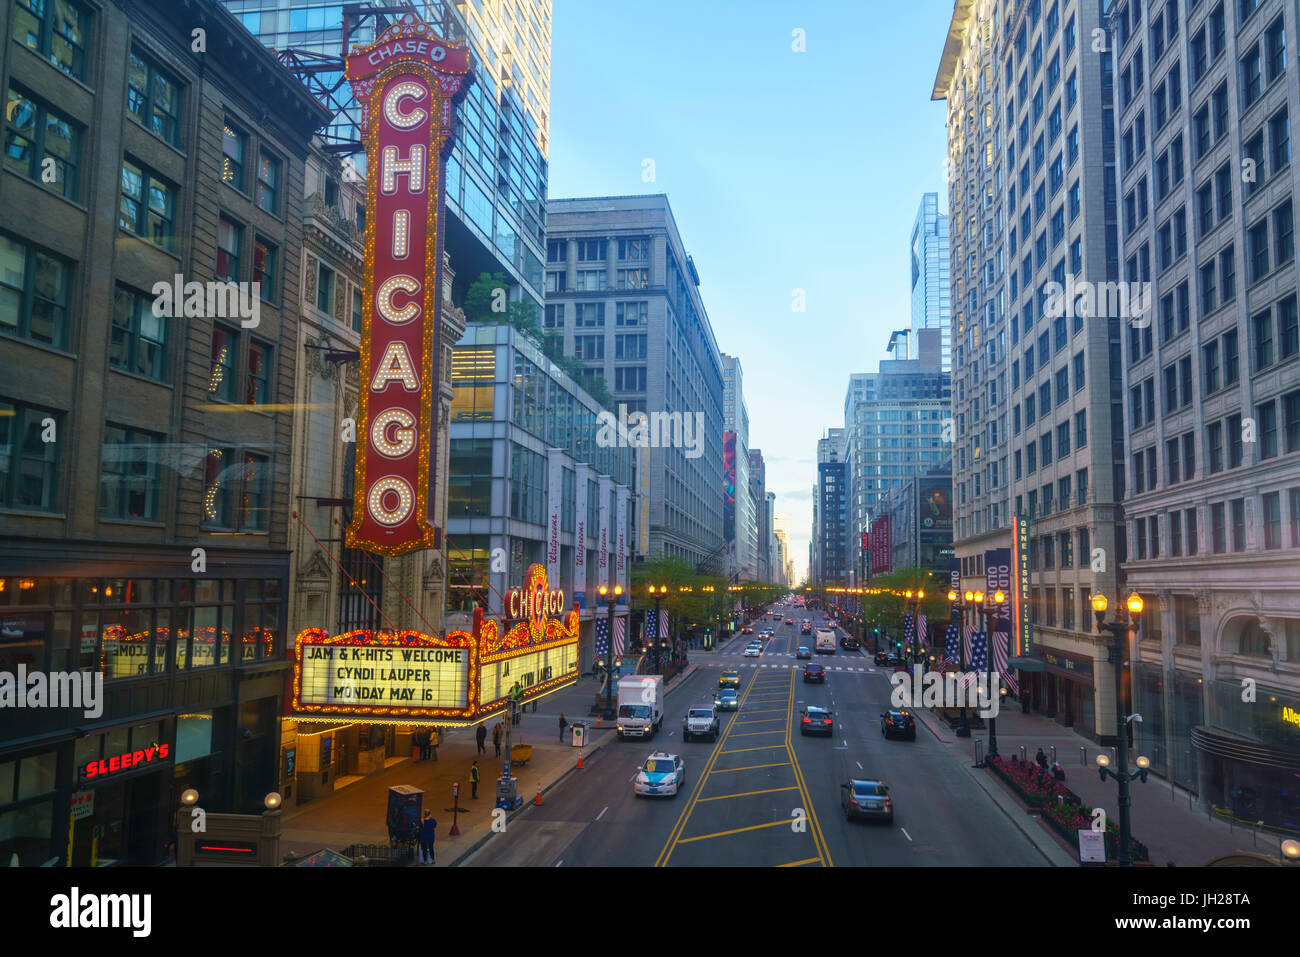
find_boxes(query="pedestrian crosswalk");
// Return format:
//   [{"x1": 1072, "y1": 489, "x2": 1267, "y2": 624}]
[{"x1": 700, "y1": 659, "x2": 873, "y2": 673}]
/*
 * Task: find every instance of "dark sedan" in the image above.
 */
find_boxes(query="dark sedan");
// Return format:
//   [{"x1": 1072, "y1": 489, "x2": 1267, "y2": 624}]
[
  {"x1": 799, "y1": 706, "x2": 834, "y2": 736},
  {"x1": 802, "y1": 663, "x2": 825, "y2": 683},
  {"x1": 880, "y1": 710, "x2": 917, "y2": 741},
  {"x1": 841, "y1": 779, "x2": 893, "y2": 822},
  {"x1": 874, "y1": 651, "x2": 891, "y2": 666}
]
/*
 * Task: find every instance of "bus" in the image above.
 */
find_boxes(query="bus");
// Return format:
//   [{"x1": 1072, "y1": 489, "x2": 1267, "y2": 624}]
[{"x1": 814, "y1": 628, "x2": 837, "y2": 654}]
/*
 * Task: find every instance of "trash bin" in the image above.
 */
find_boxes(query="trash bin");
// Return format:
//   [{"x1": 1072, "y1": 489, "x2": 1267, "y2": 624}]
[{"x1": 570, "y1": 721, "x2": 586, "y2": 747}]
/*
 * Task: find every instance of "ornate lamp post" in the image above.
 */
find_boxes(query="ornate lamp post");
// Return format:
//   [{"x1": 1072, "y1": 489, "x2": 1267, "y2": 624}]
[
  {"x1": 647, "y1": 584, "x2": 666, "y2": 675},
  {"x1": 598, "y1": 584, "x2": 622, "y2": 717},
  {"x1": 1092, "y1": 590, "x2": 1149, "y2": 867},
  {"x1": 947, "y1": 589, "x2": 971, "y2": 737}
]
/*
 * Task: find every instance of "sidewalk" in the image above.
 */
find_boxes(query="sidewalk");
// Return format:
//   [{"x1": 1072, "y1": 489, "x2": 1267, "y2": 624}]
[
  {"x1": 907, "y1": 687, "x2": 1290, "y2": 866},
  {"x1": 280, "y1": 663, "x2": 701, "y2": 867}
]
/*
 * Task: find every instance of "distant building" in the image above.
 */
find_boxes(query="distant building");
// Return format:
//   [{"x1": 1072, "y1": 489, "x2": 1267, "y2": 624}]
[
  {"x1": 877, "y1": 459, "x2": 954, "y2": 576},
  {"x1": 910, "y1": 192, "x2": 951, "y2": 372},
  {"x1": 749, "y1": 449, "x2": 769, "y2": 582},
  {"x1": 722, "y1": 354, "x2": 758, "y2": 580}
]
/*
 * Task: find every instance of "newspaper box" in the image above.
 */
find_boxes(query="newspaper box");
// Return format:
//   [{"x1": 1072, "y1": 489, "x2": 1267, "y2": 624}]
[
  {"x1": 570, "y1": 721, "x2": 586, "y2": 747},
  {"x1": 386, "y1": 785, "x2": 423, "y2": 839},
  {"x1": 496, "y1": 774, "x2": 522, "y2": 811}
]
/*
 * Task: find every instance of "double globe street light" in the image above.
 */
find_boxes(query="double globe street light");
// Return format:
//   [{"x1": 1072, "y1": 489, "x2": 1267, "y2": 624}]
[
  {"x1": 597, "y1": 584, "x2": 622, "y2": 718},
  {"x1": 1091, "y1": 590, "x2": 1151, "y2": 867},
  {"x1": 646, "y1": 584, "x2": 667, "y2": 675}
]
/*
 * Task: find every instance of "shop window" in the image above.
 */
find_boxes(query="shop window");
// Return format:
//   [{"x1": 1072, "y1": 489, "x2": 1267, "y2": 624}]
[{"x1": 175, "y1": 712, "x2": 213, "y2": 765}]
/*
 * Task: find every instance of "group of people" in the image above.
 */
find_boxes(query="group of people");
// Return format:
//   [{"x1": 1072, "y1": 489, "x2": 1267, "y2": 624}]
[
  {"x1": 1015, "y1": 748, "x2": 1067, "y2": 782},
  {"x1": 474, "y1": 721, "x2": 505, "y2": 757},
  {"x1": 410, "y1": 727, "x2": 438, "y2": 762}
]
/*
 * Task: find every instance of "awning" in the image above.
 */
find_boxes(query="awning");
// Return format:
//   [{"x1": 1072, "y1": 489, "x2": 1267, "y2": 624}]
[{"x1": 1190, "y1": 725, "x2": 1300, "y2": 771}]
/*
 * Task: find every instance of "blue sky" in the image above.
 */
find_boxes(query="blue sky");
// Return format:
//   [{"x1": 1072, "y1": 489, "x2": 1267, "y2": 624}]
[{"x1": 547, "y1": 1, "x2": 955, "y2": 582}]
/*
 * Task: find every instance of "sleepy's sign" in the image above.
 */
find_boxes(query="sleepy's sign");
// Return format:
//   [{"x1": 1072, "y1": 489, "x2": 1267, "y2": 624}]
[{"x1": 343, "y1": 14, "x2": 472, "y2": 555}]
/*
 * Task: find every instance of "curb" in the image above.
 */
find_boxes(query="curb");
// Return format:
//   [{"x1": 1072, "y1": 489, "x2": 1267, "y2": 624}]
[{"x1": 959, "y1": 762, "x2": 1079, "y2": 867}]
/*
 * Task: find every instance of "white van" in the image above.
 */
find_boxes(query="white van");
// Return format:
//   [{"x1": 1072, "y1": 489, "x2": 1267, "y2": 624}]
[{"x1": 814, "y1": 628, "x2": 837, "y2": 654}]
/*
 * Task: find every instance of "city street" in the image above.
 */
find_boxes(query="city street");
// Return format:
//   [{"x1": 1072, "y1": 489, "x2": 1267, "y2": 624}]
[{"x1": 465, "y1": 608, "x2": 1047, "y2": 866}]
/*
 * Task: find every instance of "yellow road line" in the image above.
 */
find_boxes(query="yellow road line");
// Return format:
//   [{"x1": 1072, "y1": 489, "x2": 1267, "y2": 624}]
[
  {"x1": 727, "y1": 730, "x2": 788, "y2": 738},
  {"x1": 784, "y1": 668, "x2": 832, "y2": 866},
  {"x1": 709, "y1": 761, "x2": 790, "y2": 773},
  {"x1": 675, "y1": 819, "x2": 790, "y2": 844},
  {"x1": 720, "y1": 744, "x2": 789, "y2": 754},
  {"x1": 776, "y1": 857, "x2": 822, "y2": 868},
  {"x1": 733, "y1": 717, "x2": 786, "y2": 725},
  {"x1": 695, "y1": 786, "x2": 799, "y2": 803},
  {"x1": 655, "y1": 668, "x2": 764, "y2": 867},
  {"x1": 736, "y1": 709, "x2": 788, "y2": 716}
]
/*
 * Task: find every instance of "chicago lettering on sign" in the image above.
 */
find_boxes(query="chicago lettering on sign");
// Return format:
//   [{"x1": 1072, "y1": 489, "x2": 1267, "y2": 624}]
[{"x1": 344, "y1": 15, "x2": 472, "y2": 555}]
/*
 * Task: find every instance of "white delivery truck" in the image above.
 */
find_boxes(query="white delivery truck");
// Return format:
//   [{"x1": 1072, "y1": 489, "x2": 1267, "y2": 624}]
[
  {"x1": 814, "y1": 628, "x2": 837, "y2": 654},
  {"x1": 617, "y1": 675, "x2": 664, "y2": 740}
]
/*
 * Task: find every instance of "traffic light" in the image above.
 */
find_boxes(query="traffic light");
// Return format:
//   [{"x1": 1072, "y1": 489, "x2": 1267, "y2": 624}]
[{"x1": 895, "y1": 640, "x2": 902, "y2": 649}]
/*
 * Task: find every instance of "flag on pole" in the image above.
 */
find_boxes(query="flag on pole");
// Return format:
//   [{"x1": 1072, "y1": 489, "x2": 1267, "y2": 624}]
[
  {"x1": 595, "y1": 616, "x2": 609, "y2": 657},
  {"x1": 962, "y1": 625, "x2": 975, "y2": 669},
  {"x1": 943, "y1": 622, "x2": 959, "y2": 665},
  {"x1": 613, "y1": 615, "x2": 626, "y2": 658},
  {"x1": 658, "y1": 610, "x2": 669, "y2": 639},
  {"x1": 971, "y1": 631, "x2": 988, "y2": 671},
  {"x1": 903, "y1": 613, "x2": 914, "y2": 650},
  {"x1": 993, "y1": 629, "x2": 1019, "y2": 695},
  {"x1": 645, "y1": 609, "x2": 657, "y2": 650},
  {"x1": 917, "y1": 613, "x2": 928, "y2": 649}
]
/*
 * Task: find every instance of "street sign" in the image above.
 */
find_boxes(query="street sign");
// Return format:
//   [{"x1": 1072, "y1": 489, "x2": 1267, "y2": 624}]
[
  {"x1": 1078, "y1": 828, "x2": 1106, "y2": 863},
  {"x1": 69, "y1": 790, "x2": 94, "y2": 821}
]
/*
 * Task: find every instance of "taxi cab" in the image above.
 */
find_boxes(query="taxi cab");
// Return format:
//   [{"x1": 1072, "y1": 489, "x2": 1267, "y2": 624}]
[{"x1": 718, "y1": 670, "x2": 741, "y2": 690}]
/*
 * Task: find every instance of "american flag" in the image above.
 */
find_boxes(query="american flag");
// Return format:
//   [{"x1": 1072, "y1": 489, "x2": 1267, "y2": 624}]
[
  {"x1": 916, "y1": 613, "x2": 928, "y2": 649},
  {"x1": 962, "y1": 625, "x2": 975, "y2": 668},
  {"x1": 943, "y1": 622, "x2": 960, "y2": 665},
  {"x1": 645, "y1": 609, "x2": 657, "y2": 649},
  {"x1": 993, "y1": 629, "x2": 1019, "y2": 695},
  {"x1": 970, "y1": 631, "x2": 988, "y2": 671},
  {"x1": 658, "y1": 610, "x2": 669, "y2": 639},
  {"x1": 595, "y1": 616, "x2": 609, "y2": 657},
  {"x1": 903, "y1": 612, "x2": 914, "y2": 649},
  {"x1": 613, "y1": 615, "x2": 626, "y2": 658}
]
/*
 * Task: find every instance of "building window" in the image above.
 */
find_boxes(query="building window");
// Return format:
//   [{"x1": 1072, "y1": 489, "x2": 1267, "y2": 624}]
[
  {"x1": 12, "y1": 0, "x2": 90, "y2": 79},
  {"x1": 119, "y1": 160, "x2": 175, "y2": 249},
  {"x1": 110, "y1": 285, "x2": 167, "y2": 382},
  {"x1": 221, "y1": 123, "x2": 246, "y2": 189},
  {"x1": 576, "y1": 239, "x2": 607, "y2": 262},
  {"x1": 99, "y1": 424, "x2": 161, "y2": 521},
  {"x1": 573, "y1": 335, "x2": 603, "y2": 360},
  {"x1": 246, "y1": 342, "x2": 271, "y2": 406},
  {"x1": 351, "y1": 286, "x2": 363, "y2": 333},
  {"x1": 618, "y1": 237, "x2": 649, "y2": 260},
  {"x1": 1263, "y1": 491, "x2": 1281, "y2": 548},
  {"x1": 1285, "y1": 389, "x2": 1300, "y2": 452},
  {"x1": 208, "y1": 327, "x2": 238, "y2": 402},
  {"x1": 126, "y1": 48, "x2": 182, "y2": 147},
  {"x1": 615, "y1": 334, "x2": 646, "y2": 360},
  {"x1": 616, "y1": 301, "x2": 647, "y2": 326},
  {"x1": 1258, "y1": 399, "x2": 1278, "y2": 458},
  {"x1": 0, "y1": 399, "x2": 59, "y2": 511},
  {"x1": 1253, "y1": 309, "x2": 1274, "y2": 369},
  {"x1": 544, "y1": 303, "x2": 565, "y2": 328},
  {"x1": 1230, "y1": 498, "x2": 1246, "y2": 550},
  {"x1": 0, "y1": 234, "x2": 71, "y2": 349},
  {"x1": 316, "y1": 262, "x2": 334, "y2": 315},
  {"x1": 575, "y1": 269, "x2": 607, "y2": 291},
  {"x1": 546, "y1": 240, "x2": 567, "y2": 263},
  {"x1": 545, "y1": 271, "x2": 566, "y2": 293},
  {"x1": 202, "y1": 448, "x2": 268, "y2": 531},
  {"x1": 253, "y1": 238, "x2": 276, "y2": 303},
  {"x1": 575, "y1": 302, "x2": 604, "y2": 327},
  {"x1": 216, "y1": 217, "x2": 242, "y2": 283},
  {"x1": 614, "y1": 366, "x2": 646, "y2": 392},
  {"x1": 1211, "y1": 501, "x2": 1227, "y2": 552},
  {"x1": 256, "y1": 151, "x2": 280, "y2": 214},
  {"x1": 4, "y1": 86, "x2": 81, "y2": 200},
  {"x1": 617, "y1": 268, "x2": 649, "y2": 289}
]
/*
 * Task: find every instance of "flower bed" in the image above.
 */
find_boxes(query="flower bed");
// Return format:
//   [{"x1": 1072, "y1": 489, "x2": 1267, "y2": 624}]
[{"x1": 987, "y1": 757, "x2": 1149, "y2": 862}]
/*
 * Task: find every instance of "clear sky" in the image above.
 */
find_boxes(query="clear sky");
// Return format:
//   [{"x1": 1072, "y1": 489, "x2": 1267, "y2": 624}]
[{"x1": 547, "y1": 1, "x2": 955, "y2": 583}]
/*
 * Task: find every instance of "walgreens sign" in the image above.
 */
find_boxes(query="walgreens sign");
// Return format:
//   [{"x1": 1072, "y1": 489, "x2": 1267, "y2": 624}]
[{"x1": 344, "y1": 16, "x2": 472, "y2": 555}]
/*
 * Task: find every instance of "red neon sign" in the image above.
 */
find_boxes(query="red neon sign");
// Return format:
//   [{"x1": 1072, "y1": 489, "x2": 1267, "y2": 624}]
[
  {"x1": 344, "y1": 15, "x2": 472, "y2": 555},
  {"x1": 83, "y1": 743, "x2": 170, "y2": 780}
]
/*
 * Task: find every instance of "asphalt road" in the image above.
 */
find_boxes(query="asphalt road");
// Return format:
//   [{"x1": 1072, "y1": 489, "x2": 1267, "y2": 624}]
[{"x1": 463, "y1": 603, "x2": 1047, "y2": 867}]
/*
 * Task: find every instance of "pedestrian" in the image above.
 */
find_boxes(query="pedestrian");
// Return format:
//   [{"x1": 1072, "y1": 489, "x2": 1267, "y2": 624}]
[
  {"x1": 470, "y1": 760, "x2": 481, "y2": 799},
  {"x1": 1035, "y1": 748, "x2": 1048, "y2": 770},
  {"x1": 411, "y1": 727, "x2": 421, "y2": 763},
  {"x1": 493, "y1": 722, "x2": 503, "y2": 757},
  {"x1": 1052, "y1": 762, "x2": 1066, "y2": 782},
  {"x1": 559, "y1": 712, "x2": 569, "y2": 742},
  {"x1": 476, "y1": 722, "x2": 487, "y2": 754},
  {"x1": 419, "y1": 727, "x2": 430, "y2": 761},
  {"x1": 430, "y1": 727, "x2": 439, "y2": 761},
  {"x1": 417, "y1": 810, "x2": 437, "y2": 865}
]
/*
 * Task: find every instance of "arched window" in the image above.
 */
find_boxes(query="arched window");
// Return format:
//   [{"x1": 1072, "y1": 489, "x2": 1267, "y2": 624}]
[{"x1": 1237, "y1": 619, "x2": 1271, "y2": 657}]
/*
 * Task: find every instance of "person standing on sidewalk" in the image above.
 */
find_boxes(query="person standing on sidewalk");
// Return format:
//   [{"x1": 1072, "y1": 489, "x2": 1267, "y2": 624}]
[
  {"x1": 558, "y1": 712, "x2": 568, "y2": 742},
  {"x1": 418, "y1": 811, "x2": 437, "y2": 865},
  {"x1": 419, "y1": 727, "x2": 431, "y2": 761},
  {"x1": 492, "y1": 722, "x2": 503, "y2": 757},
  {"x1": 476, "y1": 722, "x2": 487, "y2": 754},
  {"x1": 470, "y1": 760, "x2": 481, "y2": 799}
]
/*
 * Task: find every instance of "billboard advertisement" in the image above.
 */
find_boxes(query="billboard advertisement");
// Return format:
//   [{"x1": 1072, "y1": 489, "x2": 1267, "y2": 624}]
[
  {"x1": 918, "y1": 478, "x2": 952, "y2": 533},
  {"x1": 344, "y1": 17, "x2": 472, "y2": 555}
]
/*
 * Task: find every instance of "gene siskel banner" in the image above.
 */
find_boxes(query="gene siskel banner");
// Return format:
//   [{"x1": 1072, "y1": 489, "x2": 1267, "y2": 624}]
[{"x1": 344, "y1": 16, "x2": 472, "y2": 554}]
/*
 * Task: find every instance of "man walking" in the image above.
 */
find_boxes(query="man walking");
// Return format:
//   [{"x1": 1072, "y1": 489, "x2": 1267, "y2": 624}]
[
  {"x1": 419, "y1": 727, "x2": 431, "y2": 762},
  {"x1": 475, "y1": 722, "x2": 487, "y2": 754},
  {"x1": 470, "y1": 760, "x2": 481, "y2": 799},
  {"x1": 417, "y1": 811, "x2": 437, "y2": 865},
  {"x1": 558, "y1": 712, "x2": 569, "y2": 742},
  {"x1": 492, "y1": 722, "x2": 503, "y2": 757}
]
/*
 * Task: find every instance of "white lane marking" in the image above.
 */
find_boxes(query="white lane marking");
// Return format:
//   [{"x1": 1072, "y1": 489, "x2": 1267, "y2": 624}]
[
  {"x1": 555, "y1": 859, "x2": 563, "y2": 866},
  {"x1": 856, "y1": 761, "x2": 863, "y2": 769},
  {"x1": 595, "y1": 806, "x2": 608, "y2": 821},
  {"x1": 901, "y1": 828, "x2": 913, "y2": 842},
  {"x1": 842, "y1": 739, "x2": 847, "y2": 746}
]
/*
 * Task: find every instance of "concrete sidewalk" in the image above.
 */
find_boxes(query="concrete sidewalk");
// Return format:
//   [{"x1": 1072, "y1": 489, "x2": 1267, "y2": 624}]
[
  {"x1": 281, "y1": 663, "x2": 701, "y2": 866},
  {"x1": 903, "y1": 681, "x2": 1290, "y2": 866}
]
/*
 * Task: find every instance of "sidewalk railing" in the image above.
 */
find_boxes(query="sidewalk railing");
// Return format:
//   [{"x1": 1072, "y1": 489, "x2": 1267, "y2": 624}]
[
  {"x1": 1209, "y1": 806, "x2": 1300, "y2": 842},
  {"x1": 340, "y1": 843, "x2": 415, "y2": 867}
]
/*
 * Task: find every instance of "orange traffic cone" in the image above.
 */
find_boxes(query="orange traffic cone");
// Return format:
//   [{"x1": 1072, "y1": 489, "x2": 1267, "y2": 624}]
[
  {"x1": 535, "y1": 783, "x2": 543, "y2": 806},
  {"x1": 577, "y1": 752, "x2": 584, "y2": 770}
]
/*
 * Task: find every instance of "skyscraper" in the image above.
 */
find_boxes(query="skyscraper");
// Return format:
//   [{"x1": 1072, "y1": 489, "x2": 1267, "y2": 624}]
[
  {"x1": 222, "y1": 0, "x2": 550, "y2": 308},
  {"x1": 749, "y1": 449, "x2": 769, "y2": 582},
  {"x1": 911, "y1": 191, "x2": 953, "y2": 371},
  {"x1": 935, "y1": 0, "x2": 1126, "y2": 740},
  {"x1": 723, "y1": 354, "x2": 758, "y2": 580},
  {"x1": 545, "y1": 195, "x2": 726, "y2": 572}
]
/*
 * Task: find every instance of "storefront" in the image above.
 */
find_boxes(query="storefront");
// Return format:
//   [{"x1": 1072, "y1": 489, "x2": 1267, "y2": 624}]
[{"x1": 1034, "y1": 648, "x2": 1096, "y2": 735}]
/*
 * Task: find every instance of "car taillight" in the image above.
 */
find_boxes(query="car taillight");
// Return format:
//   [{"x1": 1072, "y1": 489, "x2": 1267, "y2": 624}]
[
  {"x1": 824, "y1": 718, "x2": 832, "y2": 724},
  {"x1": 802, "y1": 717, "x2": 810, "y2": 724},
  {"x1": 884, "y1": 798, "x2": 893, "y2": 808}
]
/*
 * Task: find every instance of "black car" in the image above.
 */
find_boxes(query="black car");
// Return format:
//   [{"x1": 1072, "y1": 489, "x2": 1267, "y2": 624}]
[
  {"x1": 874, "y1": 651, "x2": 891, "y2": 666},
  {"x1": 881, "y1": 710, "x2": 917, "y2": 740},
  {"x1": 802, "y1": 663, "x2": 825, "y2": 683},
  {"x1": 841, "y1": 779, "x2": 893, "y2": 822},
  {"x1": 800, "y1": 705, "x2": 835, "y2": 736}
]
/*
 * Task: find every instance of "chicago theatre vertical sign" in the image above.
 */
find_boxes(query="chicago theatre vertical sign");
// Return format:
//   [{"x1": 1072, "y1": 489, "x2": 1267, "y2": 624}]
[{"x1": 345, "y1": 16, "x2": 472, "y2": 554}]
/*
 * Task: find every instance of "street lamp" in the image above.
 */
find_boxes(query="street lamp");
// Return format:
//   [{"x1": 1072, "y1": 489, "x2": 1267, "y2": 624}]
[
  {"x1": 949, "y1": 590, "x2": 971, "y2": 737},
  {"x1": 1092, "y1": 590, "x2": 1148, "y2": 866},
  {"x1": 982, "y1": 590, "x2": 1006, "y2": 761},
  {"x1": 598, "y1": 584, "x2": 622, "y2": 717},
  {"x1": 647, "y1": 585, "x2": 666, "y2": 675}
]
